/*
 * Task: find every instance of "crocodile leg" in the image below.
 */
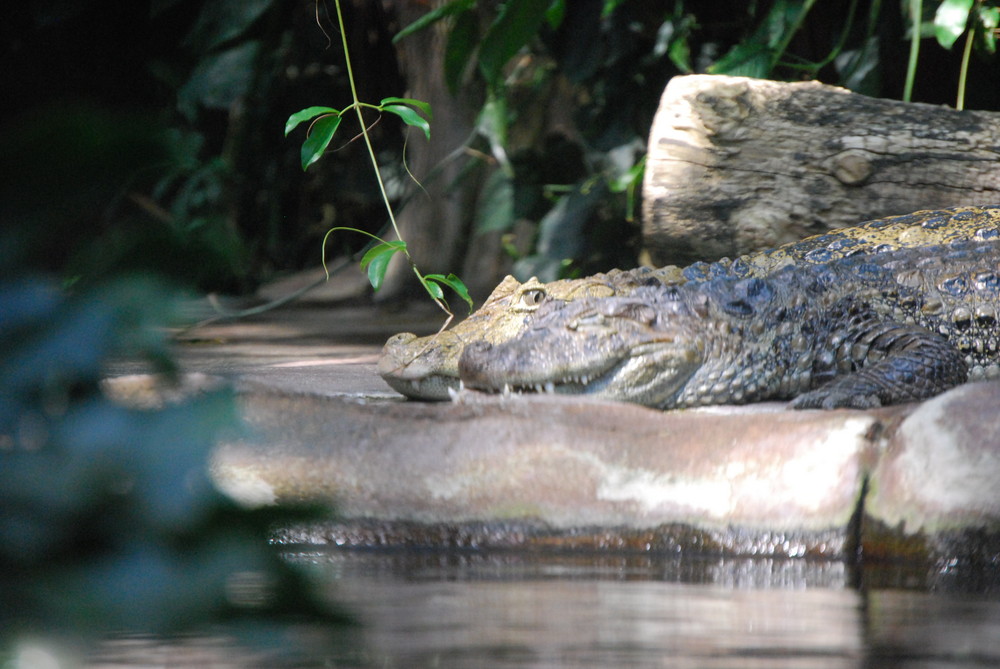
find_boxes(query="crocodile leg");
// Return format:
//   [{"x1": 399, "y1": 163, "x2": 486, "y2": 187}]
[{"x1": 791, "y1": 324, "x2": 969, "y2": 410}]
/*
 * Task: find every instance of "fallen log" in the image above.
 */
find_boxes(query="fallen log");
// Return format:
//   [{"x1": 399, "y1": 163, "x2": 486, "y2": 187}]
[{"x1": 642, "y1": 75, "x2": 1000, "y2": 266}]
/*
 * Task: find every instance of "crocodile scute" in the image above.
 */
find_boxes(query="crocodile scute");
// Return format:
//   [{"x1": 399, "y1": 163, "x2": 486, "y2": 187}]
[
  {"x1": 380, "y1": 205, "x2": 1000, "y2": 402},
  {"x1": 457, "y1": 237, "x2": 1000, "y2": 410}
]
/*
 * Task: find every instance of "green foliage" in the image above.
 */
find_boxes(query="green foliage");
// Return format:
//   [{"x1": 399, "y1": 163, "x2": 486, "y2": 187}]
[
  {"x1": 390, "y1": 0, "x2": 1000, "y2": 281},
  {"x1": 935, "y1": 0, "x2": 976, "y2": 48},
  {"x1": 0, "y1": 97, "x2": 351, "y2": 648},
  {"x1": 477, "y1": 1, "x2": 556, "y2": 88},
  {"x1": 423, "y1": 273, "x2": 473, "y2": 307},
  {"x1": 361, "y1": 240, "x2": 408, "y2": 291},
  {"x1": 396, "y1": 0, "x2": 661, "y2": 279},
  {"x1": 286, "y1": 98, "x2": 433, "y2": 172},
  {"x1": 287, "y1": 0, "x2": 472, "y2": 317},
  {"x1": 927, "y1": 0, "x2": 1000, "y2": 108},
  {"x1": 0, "y1": 275, "x2": 350, "y2": 636},
  {"x1": 901, "y1": 0, "x2": 1000, "y2": 105}
]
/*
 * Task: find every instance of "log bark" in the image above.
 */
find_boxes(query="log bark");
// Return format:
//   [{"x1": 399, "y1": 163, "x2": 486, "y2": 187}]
[{"x1": 642, "y1": 75, "x2": 1000, "y2": 267}]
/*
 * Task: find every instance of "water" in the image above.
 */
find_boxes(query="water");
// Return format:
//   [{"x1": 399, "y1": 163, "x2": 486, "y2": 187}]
[
  {"x1": 283, "y1": 550, "x2": 1000, "y2": 669},
  {"x1": 29, "y1": 550, "x2": 1000, "y2": 668}
]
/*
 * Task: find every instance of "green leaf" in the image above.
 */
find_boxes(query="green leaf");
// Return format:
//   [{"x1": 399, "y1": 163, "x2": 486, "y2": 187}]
[
  {"x1": 707, "y1": 42, "x2": 774, "y2": 78},
  {"x1": 360, "y1": 241, "x2": 406, "y2": 291},
  {"x1": 177, "y1": 42, "x2": 260, "y2": 121},
  {"x1": 300, "y1": 114, "x2": 342, "y2": 171},
  {"x1": 536, "y1": 180, "x2": 606, "y2": 262},
  {"x1": 182, "y1": 0, "x2": 273, "y2": 52},
  {"x1": 609, "y1": 156, "x2": 645, "y2": 193},
  {"x1": 393, "y1": 0, "x2": 477, "y2": 43},
  {"x1": 476, "y1": 95, "x2": 512, "y2": 174},
  {"x1": 611, "y1": 155, "x2": 646, "y2": 223},
  {"x1": 379, "y1": 97, "x2": 432, "y2": 120},
  {"x1": 546, "y1": 0, "x2": 566, "y2": 28},
  {"x1": 424, "y1": 273, "x2": 474, "y2": 312},
  {"x1": 934, "y1": 0, "x2": 975, "y2": 49},
  {"x1": 444, "y1": 9, "x2": 480, "y2": 93},
  {"x1": 381, "y1": 104, "x2": 431, "y2": 141},
  {"x1": 476, "y1": 170, "x2": 515, "y2": 232},
  {"x1": 284, "y1": 106, "x2": 339, "y2": 136},
  {"x1": 974, "y1": 5, "x2": 999, "y2": 54},
  {"x1": 422, "y1": 278, "x2": 444, "y2": 300},
  {"x1": 478, "y1": 0, "x2": 554, "y2": 87}
]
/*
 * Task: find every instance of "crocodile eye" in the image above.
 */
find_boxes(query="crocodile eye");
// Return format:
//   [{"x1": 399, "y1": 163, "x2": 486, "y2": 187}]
[{"x1": 519, "y1": 289, "x2": 546, "y2": 308}]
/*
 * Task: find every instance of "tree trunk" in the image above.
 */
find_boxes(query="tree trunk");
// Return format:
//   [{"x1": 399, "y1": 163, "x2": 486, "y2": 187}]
[
  {"x1": 642, "y1": 75, "x2": 1000, "y2": 267},
  {"x1": 377, "y1": 0, "x2": 502, "y2": 302}
]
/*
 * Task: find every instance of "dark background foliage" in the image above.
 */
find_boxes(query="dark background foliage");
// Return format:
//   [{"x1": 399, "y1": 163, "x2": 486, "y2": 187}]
[{"x1": 4, "y1": 0, "x2": 998, "y2": 294}]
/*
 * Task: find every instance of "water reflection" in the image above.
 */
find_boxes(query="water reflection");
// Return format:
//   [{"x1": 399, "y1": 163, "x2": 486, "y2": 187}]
[
  {"x1": 284, "y1": 551, "x2": 1000, "y2": 669},
  {"x1": 16, "y1": 551, "x2": 1000, "y2": 667}
]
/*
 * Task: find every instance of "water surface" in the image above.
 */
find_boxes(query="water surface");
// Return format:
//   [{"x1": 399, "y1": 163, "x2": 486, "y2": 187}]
[{"x1": 281, "y1": 550, "x2": 1000, "y2": 669}]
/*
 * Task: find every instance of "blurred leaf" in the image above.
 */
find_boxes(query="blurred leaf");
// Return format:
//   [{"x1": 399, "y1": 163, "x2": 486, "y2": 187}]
[
  {"x1": 836, "y1": 35, "x2": 882, "y2": 94},
  {"x1": 0, "y1": 272, "x2": 349, "y2": 635},
  {"x1": 934, "y1": 0, "x2": 974, "y2": 49},
  {"x1": 1, "y1": 278, "x2": 176, "y2": 400},
  {"x1": 444, "y1": 9, "x2": 480, "y2": 93},
  {"x1": 535, "y1": 181, "x2": 606, "y2": 262},
  {"x1": 669, "y1": 36, "x2": 693, "y2": 73},
  {"x1": 602, "y1": 0, "x2": 630, "y2": 16},
  {"x1": 393, "y1": 0, "x2": 477, "y2": 42},
  {"x1": 511, "y1": 255, "x2": 572, "y2": 283},
  {"x1": 609, "y1": 154, "x2": 645, "y2": 222},
  {"x1": 381, "y1": 104, "x2": 431, "y2": 140},
  {"x1": 654, "y1": 13, "x2": 696, "y2": 73},
  {"x1": 476, "y1": 96, "x2": 512, "y2": 174},
  {"x1": 974, "y1": 4, "x2": 999, "y2": 53},
  {"x1": 182, "y1": 0, "x2": 274, "y2": 52},
  {"x1": 300, "y1": 114, "x2": 343, "y2": 171},
  {"x1": 476, "y1": 171, "x2": 516, "y2": 232},
  {"x1": 707, "y1": 0, "x2": 813, "y2": 78},
  {"x1": 177, "y1": 41, "x2": 261, "y2": 120},
  {"x1": 285, "y1": 106, "x2": 339, "y2": 136},
  {"x1": 708, "y1": 41, "x2": 774, "y2": 77},
  {"x1": 478, "y1": 0, "x2": 554, "y2": 86},
  {"x1": 549, "y1": 0, "x2": 603, "y2": 83},
  {"x1": 360, "y1": 241, "x2": 406, "y2": 291},
  {"x1": 0, "y1": 277, "x2": 61, "y2": 335},
  {"x1": 546, "y1": 0, "x2": 566, "y2": 28}
]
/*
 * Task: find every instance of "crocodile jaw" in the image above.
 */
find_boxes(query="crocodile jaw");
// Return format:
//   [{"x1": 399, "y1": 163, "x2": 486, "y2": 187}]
[
  {"x1": 378, "y1": 331, "x2": 461, "y2": 401},
  {"x1": 459, "y1": 335, "x2": 704, "y2": 408}
]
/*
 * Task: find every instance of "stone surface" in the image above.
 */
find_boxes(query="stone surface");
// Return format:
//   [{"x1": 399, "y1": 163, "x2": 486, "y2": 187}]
[
  {"x1": 214, "y1": 392, "x2": 878, "y2": 537},
  {"x1": 864, "y1": 381, "x2": 1000, "y2": 562}
]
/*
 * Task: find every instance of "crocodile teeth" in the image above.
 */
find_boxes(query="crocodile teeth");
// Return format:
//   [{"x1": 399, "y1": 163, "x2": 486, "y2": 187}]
[{"x1": 544, "y1": 381, "x2": 555, "y2": 394}]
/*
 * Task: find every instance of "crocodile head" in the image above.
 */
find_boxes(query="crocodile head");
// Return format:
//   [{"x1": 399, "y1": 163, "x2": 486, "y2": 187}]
[
  {"x1": 457, "y1": 286, "x2": 708, "y2": 407},
  {"x1": 378, "y1": 268, "x2": 684, "y2": 400}
]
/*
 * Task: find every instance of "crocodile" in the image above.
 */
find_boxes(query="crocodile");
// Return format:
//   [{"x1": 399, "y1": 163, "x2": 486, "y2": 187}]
[
  {"x1": 457, "y1": 238, "x2": 1000, "y2": 409},
  {"x1": 380, "y1": 205, "x2": 1000, "y2": 401}
]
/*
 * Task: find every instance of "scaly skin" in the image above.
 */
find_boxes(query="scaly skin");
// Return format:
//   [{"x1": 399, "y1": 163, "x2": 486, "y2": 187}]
[
  {"x1": 378, "y1": 268, "x2": 684, "y2": 399},
  {"x1": 380, "y1": 205, "x2": 1000, "y2": 400},
  {"x1": 458, "y1": 239, "x2": 1000, "y2": 410}
]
